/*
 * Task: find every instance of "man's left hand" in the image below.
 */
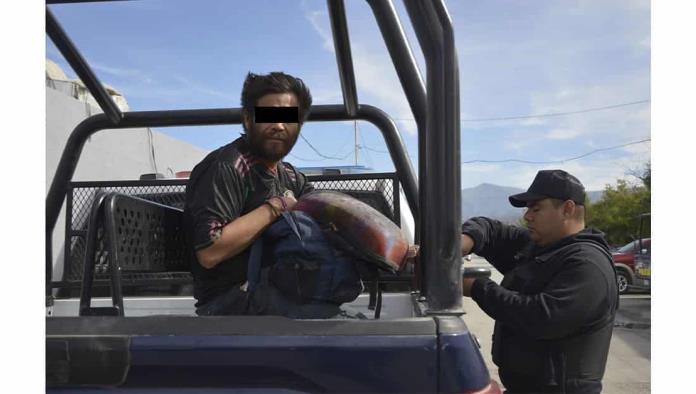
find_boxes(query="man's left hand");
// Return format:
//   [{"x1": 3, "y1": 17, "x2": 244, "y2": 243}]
[{"x1": 462, "y1": 278, "x2": 477, "y2": 297}]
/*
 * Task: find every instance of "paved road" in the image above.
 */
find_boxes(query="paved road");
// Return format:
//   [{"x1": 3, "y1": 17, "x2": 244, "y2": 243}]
[{"x1": 463, "y1": 257, "x2": 650, "y2": 393}]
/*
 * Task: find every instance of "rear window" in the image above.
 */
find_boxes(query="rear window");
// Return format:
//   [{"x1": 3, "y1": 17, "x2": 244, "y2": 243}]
[
  {"x1": 617, "y1": 241, "x2": 637, "y2": 253},
  {"x1": 617, "y1": 239, "x2": 650, "y2": 253}
]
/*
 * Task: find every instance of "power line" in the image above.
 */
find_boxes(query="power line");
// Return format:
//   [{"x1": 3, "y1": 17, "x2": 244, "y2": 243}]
[
  {"x1": 325, "y1": 138, "x2": 650, "y2": 166},
  {"x1": 361, "y1": 145, "x2": 389, "y2": 154},
  {"x1": 393, "y1": 99, "x2": 650, "y2": 123},
  {"x1": 357, "y1": 127, "x2": 375, "y2": 168},
  {"x1": 461, "y1": 138, "x2": 651, "y2": 165},
  {"x1": 298, "y1": 133, "x2": 354, "y2": 160},
  {"x1": 289, "y1": 151, "x2": 355, "y2": 162}
]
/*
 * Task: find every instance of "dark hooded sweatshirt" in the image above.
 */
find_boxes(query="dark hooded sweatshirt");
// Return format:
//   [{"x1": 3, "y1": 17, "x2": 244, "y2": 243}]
[{"x1": 462, "y1": 217, "x2": 618, "y2": 394}]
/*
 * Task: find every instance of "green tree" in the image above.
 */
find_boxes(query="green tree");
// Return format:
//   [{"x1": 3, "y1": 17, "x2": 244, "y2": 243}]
[
  {"x1": 628, "y1": 161, "x2": 651, "y2": 189},
  {"x1": 586, "y1": 163, "x2": 651, "y2": 246}
]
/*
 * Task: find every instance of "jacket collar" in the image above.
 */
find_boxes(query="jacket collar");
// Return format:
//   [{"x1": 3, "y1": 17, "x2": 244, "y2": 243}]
[
  {"x1": 516, "y1": 227, "x2": 609, "y2": 264},
  {"x1": 529, "y1": 231, "x2": 584, "y2": 263}
]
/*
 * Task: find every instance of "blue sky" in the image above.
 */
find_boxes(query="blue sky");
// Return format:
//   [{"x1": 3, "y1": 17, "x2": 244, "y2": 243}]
[{"x1": 46, "y1": 0, "x2": 650, "y2": 190}]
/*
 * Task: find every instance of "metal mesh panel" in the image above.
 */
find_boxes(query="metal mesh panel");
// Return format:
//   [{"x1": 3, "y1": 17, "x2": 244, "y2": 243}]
[
  {"x1": 107, "y1": 194, "x2": 186, "y2": 272},
  {"x1": 310, "y1": 178, "x2": 396, "y2": 214},
  {"x1": 66, "y1": 182, "x2": 187, "y2": 283},
  {"x1": 70, "y1": 184, "x2": 187, "y2": 230},
  {"x1": 67, "y1": 228, "x2": 110, "y2": 281},
  {"x1": 63, "y1": 175, "x2": 399, "y2": 284}
]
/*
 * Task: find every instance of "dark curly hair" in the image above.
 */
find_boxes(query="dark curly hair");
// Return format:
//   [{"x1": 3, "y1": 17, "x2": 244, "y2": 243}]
[{"x1": 240, "y1": 71, "x2": 313, "y2": 131}]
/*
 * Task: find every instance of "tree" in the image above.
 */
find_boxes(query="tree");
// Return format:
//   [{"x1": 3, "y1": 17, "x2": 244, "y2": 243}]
[
  {"x1": 628, "y1": 161, "x2": 651, "y2": 189},
  {"x1": 586, "y1": 163, "x2": 651, "y2": 246}
]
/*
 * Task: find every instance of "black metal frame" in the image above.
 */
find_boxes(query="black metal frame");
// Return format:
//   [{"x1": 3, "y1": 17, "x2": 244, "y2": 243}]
[
  {"x1": 79, "y1": 192, "x2": 190, "y2": 316},
  {"x1": 78, "y1": 191, "x2": 121, "y2": 316},
  {"x1": 46, "y1": 0, "x2": 462, "y2": 314},
  {"x1": 61, "y1": 178, "x2": 190, "y2": 289},
  {"x1": 46, "y1": 8, "x2": 122, "y2": 124},
  {"x1": 45, "y1": 105, "x2": 418, "y2": 294},
  {"x1": 56, "y1": 173, "x2": 401, "y2": 290},
  {"x1": 327, "y1": 0, "x2": 358, "y2": 117},
  {"x1": 403, "y1": 0, "x2": 462, "y2": 313}
]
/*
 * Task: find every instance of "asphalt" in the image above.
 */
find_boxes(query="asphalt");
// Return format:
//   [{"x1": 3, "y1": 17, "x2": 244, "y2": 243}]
[{"x1": 463, "y1": 257, "x2": 650, "y2": 394}]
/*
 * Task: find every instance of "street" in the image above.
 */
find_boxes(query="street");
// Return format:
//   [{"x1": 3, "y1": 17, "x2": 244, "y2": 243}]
[{"x1": 463, "y1": 257, "x2": 650, "y2": 393}]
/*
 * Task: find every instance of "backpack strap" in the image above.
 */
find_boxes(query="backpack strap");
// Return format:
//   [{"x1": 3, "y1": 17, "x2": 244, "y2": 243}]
[
  {"x1": 246, "y1": 236, "x2": 264, "y2": 293},
  {"x1": 247, "y1": 211, "x2": 303, "y2": 293}
]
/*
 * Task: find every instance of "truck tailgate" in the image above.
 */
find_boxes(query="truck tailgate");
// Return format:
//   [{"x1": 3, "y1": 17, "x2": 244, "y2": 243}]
[{"x1": 47, "y1": 315, "x2": 438, "y2": 392}]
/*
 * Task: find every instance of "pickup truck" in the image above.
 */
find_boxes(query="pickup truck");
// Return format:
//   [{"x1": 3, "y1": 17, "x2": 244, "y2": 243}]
[
  {"x1": 612, "y1": 238, "x2": 651, "y2": 294},
  {"x1": 45, "y1": 0, "x2": 501, "y2": 392}
]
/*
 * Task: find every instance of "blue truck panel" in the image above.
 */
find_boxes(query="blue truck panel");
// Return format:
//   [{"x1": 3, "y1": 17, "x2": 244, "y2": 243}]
[
  {"x1": 127, "y1": 335, "x2": 437, "y2": 392},
  {"x1": 46, "y1": 316, "x2": 496, "y2": 393},
  {"x1": 439, "y1": 332, "x2": 491, "y2": 393}
]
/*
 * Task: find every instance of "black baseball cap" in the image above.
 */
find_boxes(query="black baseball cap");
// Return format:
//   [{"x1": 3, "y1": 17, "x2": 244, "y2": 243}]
[{"x1": 509, "y1": 169, "x2": 586, "y2": 207}]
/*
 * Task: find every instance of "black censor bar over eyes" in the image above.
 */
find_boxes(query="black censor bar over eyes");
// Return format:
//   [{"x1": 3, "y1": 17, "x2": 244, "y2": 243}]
[{"x1": 254, "y1": 106, "x2": 299, "y2": 124}]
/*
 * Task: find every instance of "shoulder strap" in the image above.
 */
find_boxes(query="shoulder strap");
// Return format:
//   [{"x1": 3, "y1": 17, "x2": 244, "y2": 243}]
[
  {"x1": 276, "y1": 161, "x2": 300, "y2": 195},
  {"x1": 246, "y1": 212, "x2": 303, "y2": 293},
  {"x1": 246, "y1": 236, "x2": 264, "y2": 293}
]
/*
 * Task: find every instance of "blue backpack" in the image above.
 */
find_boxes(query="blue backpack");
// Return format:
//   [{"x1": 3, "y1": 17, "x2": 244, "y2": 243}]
[{"x1": 246, "y1": 211, "x2": 364, "y2": 305}]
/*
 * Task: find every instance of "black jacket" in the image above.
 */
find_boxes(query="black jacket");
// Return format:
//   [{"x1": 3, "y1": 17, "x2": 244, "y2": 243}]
[{"x1": 462, "y1": 217, "x2": 618, "y2": 394}]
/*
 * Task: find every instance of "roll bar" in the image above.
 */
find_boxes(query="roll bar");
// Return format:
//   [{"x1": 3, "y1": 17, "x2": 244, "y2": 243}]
[{"x1": 45, "y1": 0, "x2": 462, "y2": 313}]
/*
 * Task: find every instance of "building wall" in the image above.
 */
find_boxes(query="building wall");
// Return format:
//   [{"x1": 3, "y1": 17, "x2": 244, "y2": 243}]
[{"x1": 46, "y1": 86, "x2": 209, "y2": 282}]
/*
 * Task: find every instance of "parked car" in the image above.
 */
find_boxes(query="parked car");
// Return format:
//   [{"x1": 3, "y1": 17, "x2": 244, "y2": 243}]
[{"x1": 612, "y1": 238, "x2": 651, "y2": 294}]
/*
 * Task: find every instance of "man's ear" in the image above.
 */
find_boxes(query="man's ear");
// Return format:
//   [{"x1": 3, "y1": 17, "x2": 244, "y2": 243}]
[
  {"x1": 242, "y1": 110, "x2": 252, "y2": 131},
  {"x1": 563, "y1": 200, "x2": 576, "y2": 218}
]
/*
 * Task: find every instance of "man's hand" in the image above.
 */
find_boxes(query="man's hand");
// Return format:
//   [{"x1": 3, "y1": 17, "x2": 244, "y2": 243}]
[
  {"x1": 283, "y1": 195, "x2": 298, "y2": 210},
  {"x1": 268, "y1": 195, "x2": 298, "y2": 215},
  {"x1": 403, "y1": 244, "x2": 420, "y2": 266},
  {"x1": 461, "y1": 234, "x2": 474, "y2": 256},
  {"x1": 462, "y1": 277, "x2": 477, "y2": 297},
  {"x1": 197, "y1": 194, "x2": 298, "y2": 269}
]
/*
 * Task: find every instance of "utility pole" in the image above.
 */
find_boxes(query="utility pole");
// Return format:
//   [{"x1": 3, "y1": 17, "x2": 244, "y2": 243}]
[{"x1": 354, "y1": 120, "x2": 359, "y2": 166}]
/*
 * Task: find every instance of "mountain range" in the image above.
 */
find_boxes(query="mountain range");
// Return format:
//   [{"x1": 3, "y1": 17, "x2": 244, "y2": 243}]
[{"x1": 461, "y1": 183, "x2": 604, "y2": 224}]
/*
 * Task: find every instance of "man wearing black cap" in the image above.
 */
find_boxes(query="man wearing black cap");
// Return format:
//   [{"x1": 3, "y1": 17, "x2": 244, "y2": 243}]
[{"x1": 460, "y1": 169, "x2": 618, "y2": 393}]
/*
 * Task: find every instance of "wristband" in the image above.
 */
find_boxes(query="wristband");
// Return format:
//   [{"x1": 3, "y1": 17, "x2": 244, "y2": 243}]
[
  {"x1": 269, "y1": 196, "x2": 287, "y2": 212},
  {"x1": 264, "y1": 200, "x2": 281, "y2": 218},
  {"x1": 275, "y1": 196, "x2": 288, "y2": 211}
]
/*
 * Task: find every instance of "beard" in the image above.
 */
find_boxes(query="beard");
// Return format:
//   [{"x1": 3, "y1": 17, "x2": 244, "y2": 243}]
[{"x1": 246, "y1": 125, "x2": 300, "y2": 162}]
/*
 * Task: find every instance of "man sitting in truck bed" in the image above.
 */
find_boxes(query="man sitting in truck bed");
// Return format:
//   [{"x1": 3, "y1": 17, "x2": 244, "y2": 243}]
[{"x1": 184, "y1": 71, "x2": 326, "y2": 317}]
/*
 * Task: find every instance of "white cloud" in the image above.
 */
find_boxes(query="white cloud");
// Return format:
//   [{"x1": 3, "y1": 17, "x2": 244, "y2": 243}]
[
  {"x1": 464, "y1": 155, "x2": 646, "y2": 191},
  {"x1": 311, "y1": 87, "x2": 343, "y2": 103},
  {"x1": 622, "y1": 140, "x2": 651, "y2": 155},
  {"x1": 91, "y1": 62, "x2": 154, "y2": 84},
  {"x1": 460, "y1": 163, "x2": 501, "y2": 173},
  {"x1": 171, "y1": 75, "x2": 235, "y2": 101},
  {"x1": 301, "y1": 0, "x2": 650, "y2": 192},
  {"x1": 305, "y1": 10, "x2": 334, "y2": 51},
  {"x1": 546, "y1": 128, "x2": 582, "y2": 140},
  {"x1": 304, "y1": 9, "x2": 418, "y2": 135},
  {"x1": 527, "y1": 74, "x2": 651, "y2": 144},
  {"x1": 503, "y1": 139, "x2": 529, "y2": 153},
  {"x1": 519, "y1": 117, "x2": 547, "y2": 127},
  {"x1": 550, "y1": 156, "x2": 649, "y2": 190}
]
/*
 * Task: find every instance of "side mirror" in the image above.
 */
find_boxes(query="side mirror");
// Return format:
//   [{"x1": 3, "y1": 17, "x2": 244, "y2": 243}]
[
  {"x1": 463, "y1": 267, "x2": 491, "y2": 279},
  {"x1": 641, "y1": 249, "x2": 648, "y2": 255}
]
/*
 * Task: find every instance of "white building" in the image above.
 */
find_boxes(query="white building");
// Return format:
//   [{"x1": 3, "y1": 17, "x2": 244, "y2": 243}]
[{"x1": 46, "y1": 58, "x2": 209, "y2": 282}]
